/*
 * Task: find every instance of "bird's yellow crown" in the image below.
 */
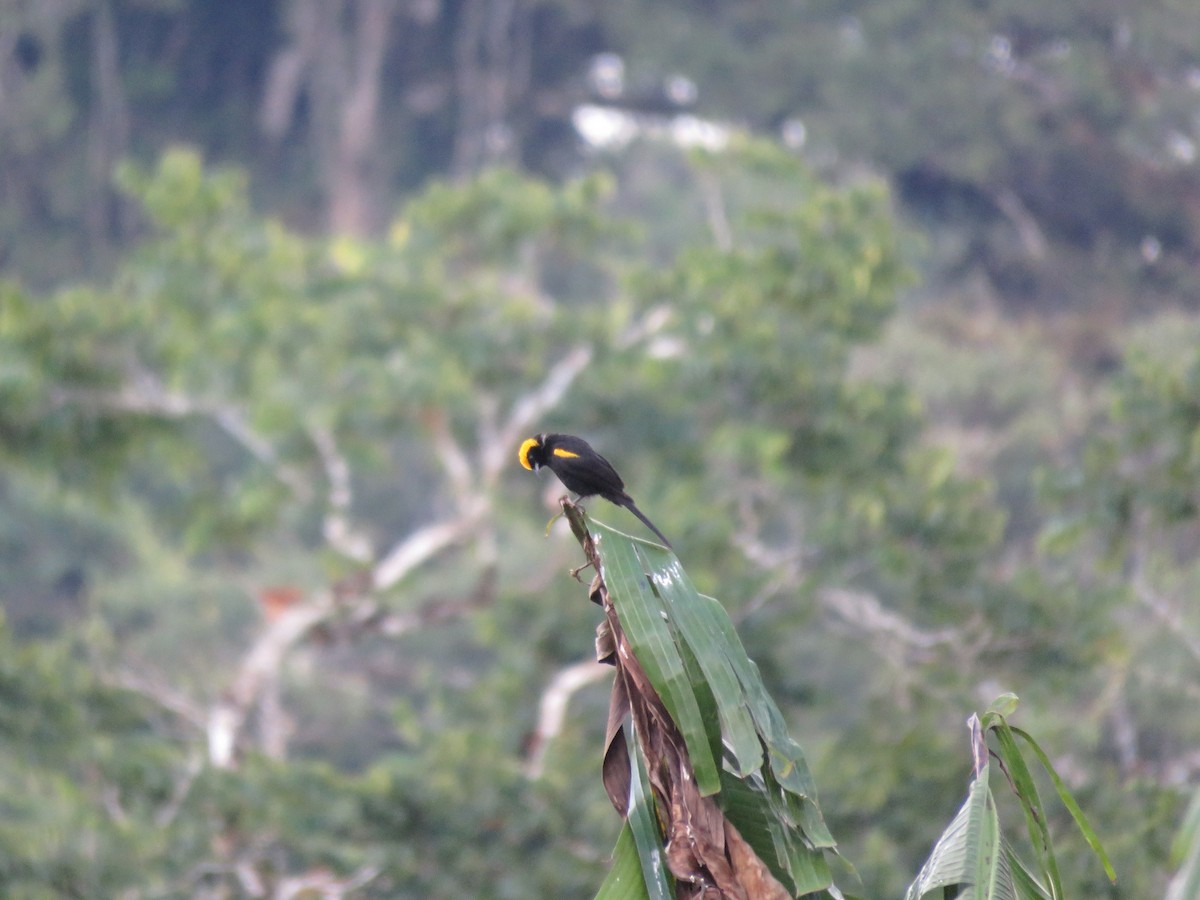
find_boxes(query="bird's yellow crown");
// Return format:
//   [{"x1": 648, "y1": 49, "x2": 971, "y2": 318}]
[{"x1": 518, "y1": 436, "x2": 540, "y2": 471}]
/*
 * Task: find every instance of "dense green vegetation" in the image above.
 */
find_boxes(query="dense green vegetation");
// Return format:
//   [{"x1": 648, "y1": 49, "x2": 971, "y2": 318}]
[{"x1": 3, "y1": 2, "x2": 1200, "y2": 897}]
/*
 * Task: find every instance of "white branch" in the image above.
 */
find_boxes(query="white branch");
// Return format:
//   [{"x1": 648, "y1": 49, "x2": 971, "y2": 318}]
[
  {"x1": 211, "y1": 406, "x2": 293, "y2": 480},
  {"x1": 818, "y1": 587, "x2": 961, "y2": 658},
  {"x1": 235, "y1": 858, "x2": 267, "y2": 897},
  {"x1": 371, "y1": 508, "x2": 485, "y2": 591},
  {"x1": 994, "y1": 188, "x2": 1047, "y2": 261},
  {"x1": 111, "y1": 668, "x2": 207, "y2": 733},
  {"x1": 524, "y1": 659, "x2": 610, "y2": 779},
  {"x1": 614, "y1": 303, "x2": 673, "y2": 351},
  {"x1": 427, "y1": 410, "x2": 475, "y2": 504},
  {"x1": 1130, "y1": 537, "x2": 1200, "y2": 664},
  {"x1": 155, "y1": 751, "x2": 204, "y2": 828},
  {"x1": 696, "y1": 167, "x2": 733, "y2": 252},
  {"x1": 309, "y1": 423, "x2": 373, "y2": 561},
  {"x1": 51, "y1": 380, "x2": 311, "y2": 499},
  {"x1": 207, "y1": 593, "x2": 334, "y2": 768},
  {"x1": 490, "y1": 344, "x2": 594, "y2": 475},
  {"x1": 101, "y1": 783, "x2": 129, "y2": 826},
  {"x1": 276, "y1": 863, "x2": 382, "y2": 900}
]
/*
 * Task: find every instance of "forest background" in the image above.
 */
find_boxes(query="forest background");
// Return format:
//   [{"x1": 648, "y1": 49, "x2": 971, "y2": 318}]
[{"x1": 2, "y1": 1, "x2": 1200, "y2": 897}]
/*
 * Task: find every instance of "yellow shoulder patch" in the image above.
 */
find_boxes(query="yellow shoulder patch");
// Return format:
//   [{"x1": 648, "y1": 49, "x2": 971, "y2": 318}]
[
  {"x1": 552, "y1": 447, "x2": 580, "y2": 459},
  {"x1": 518, "y1": 437, "x2": 540, "y2": 471}
]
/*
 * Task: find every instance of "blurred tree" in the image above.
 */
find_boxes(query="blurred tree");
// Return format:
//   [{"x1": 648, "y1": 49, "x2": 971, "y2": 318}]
[
  {"x1": 6, "y1": 0, "x2": 1198, "y2": 323},
  {"x1": 0, "y1": 139, "x2": 1168, "y2": 897},
  {"x1": 260, "y1": 0, "x2": 396, "y2": 236},
  {"x1": 5, "y1": 2, "x2": 1200, "y2": 896},
  {"x1": 598, "y1": 0, "x2": 1200, "y2": 312}
]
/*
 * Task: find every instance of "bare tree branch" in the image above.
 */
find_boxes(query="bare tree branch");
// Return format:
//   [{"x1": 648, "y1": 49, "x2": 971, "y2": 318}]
[
  {"x1": 110, "y1": 668, "x2": 207, "y2": 734},
  {"x1": 207, "y1": 592, "x2": 334, "y2": 768},
  {"x1": 86, "y1": 0, "x2": 133, "y2": 244},
  {"x1": 51, "y1": 380, "x2": 311, "y2": 499},
  {"x1": 494, "y1": 343, "x2": 594, "y2": 465},
  {"x1": 994, "y1": 187, "x2": 1047, "y2": 261},
  {"x1": 211, "y1": 406, "x2": 307, "y2": 495},
  {"x1": 276, "y1": 863, "x2": 382, "y2": 900},
  {"x1": 450, "y1": 0, "x2": 530, "y2": 176},
  {"x1": 523, "y1": 658, "x2": 610, "y2": 779},
  {"x1": 1131, "y1": 533, "x2": 1200, "y2": 665},
  {"x1": 488, "y1": 315, "x2": 670, "y2": 480},
  {"x1": 329, "y1": 0, "x2": 394, "y2": 235},
  {"x1": 100, "y1": 783, "x2": 130, "y2": 826},
  {"x1": 235, "y1": 857, "x2": 267, "y2": 897},
  {"x1": 257, "y1": 669, "x2": 291, "y2": 761},
  {"x1": 696, "y1": 167, "x2": 733, "y2": 252},
  {"x1": 150, "y1": 339, "x2": 625, "y2": 772},
  {"x1": 1136, "y1": 579, "x2": 1200, "y2": 663},
  {"x1": 426, "y1": 408, "x2": 476, "y2": 504},
  {"x1": 817, "y1": 587, "x2": 962, "y2": 658},
  {"x1": 372, "y1": 512, "x2": 484, "y2": 591},
  {"x1": 258, "y1": 0, "x2": 323, "y2": 141},
  {"x1": 308, "y1": 423, "x2": 373, "y2": 562},
  {"x1": 155, "y1": 752, "x2": 204, "y2": 828}
]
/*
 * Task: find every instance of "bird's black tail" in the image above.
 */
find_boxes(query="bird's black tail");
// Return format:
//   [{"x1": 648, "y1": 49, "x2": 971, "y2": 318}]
[{"x1": 620, "y1": 499, "x2": 673, "y2": 549}]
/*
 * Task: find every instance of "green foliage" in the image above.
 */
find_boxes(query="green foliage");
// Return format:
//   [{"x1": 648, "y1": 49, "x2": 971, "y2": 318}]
[
  {"x1": 0, "y1": 139, "x2": 1188, "y2": 899},
  {"x1": 1167, "y1": 787, "x2": 1200, "y2": 900},
  {"x1": 905, "y1": 756, "x2": 1026, "y2": 900},
  {"x1": 0, "y1": 2, "x2": 1195, "y2": 897},
  {"x1": 0, "y1": 618, "x2": 616, "y2": 898},
  {"x1": 0, "y1": 624, "x2": 182, "y2": 896},
  {"x1": 582, "y1": 514, "x2": 840, "y2": 896},
  {"x1": 982, "y1": 697, "x2": 1116, "y2": 895},
  {"x1": 599, "y1": 0, "x2": 1200, "y2": 309},
  {"x1": 1083, "y1": 335, "x2": 1200, "y2": 547},
  {"x1": 596, "y1": 739, "x2": 674, "y2": 900},
  {"x1": 906, "y1": 698, "x2": 1114, "y2": 900}
]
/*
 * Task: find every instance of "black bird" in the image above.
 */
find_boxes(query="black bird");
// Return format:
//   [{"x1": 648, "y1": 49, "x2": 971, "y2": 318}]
[{"x1": 518, "y1": 432, "x2": 672, "y2": 548}]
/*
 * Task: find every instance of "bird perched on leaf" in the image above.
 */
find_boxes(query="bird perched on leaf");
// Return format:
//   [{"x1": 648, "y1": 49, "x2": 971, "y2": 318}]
[{"x1": 519, "y1": 432, "x2": 672, "y2": 548}]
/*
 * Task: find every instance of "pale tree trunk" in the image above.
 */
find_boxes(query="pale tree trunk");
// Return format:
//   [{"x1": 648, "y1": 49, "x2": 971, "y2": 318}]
[
  {"x1": 259, "y1": 0, "x2": 395, "y2": 236},
  {"x1": 329, "y1": 0, "x2": 391, "y2": 235},
  {"x1": 259, "y1": 0, "x2": 325, "y2": 142},
  {"x1": 87, "y1": 0, "x2": 132, "y2": 248},
  {"x1": 450, "y1": 0, "x2": 531, "y2": 178}
]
